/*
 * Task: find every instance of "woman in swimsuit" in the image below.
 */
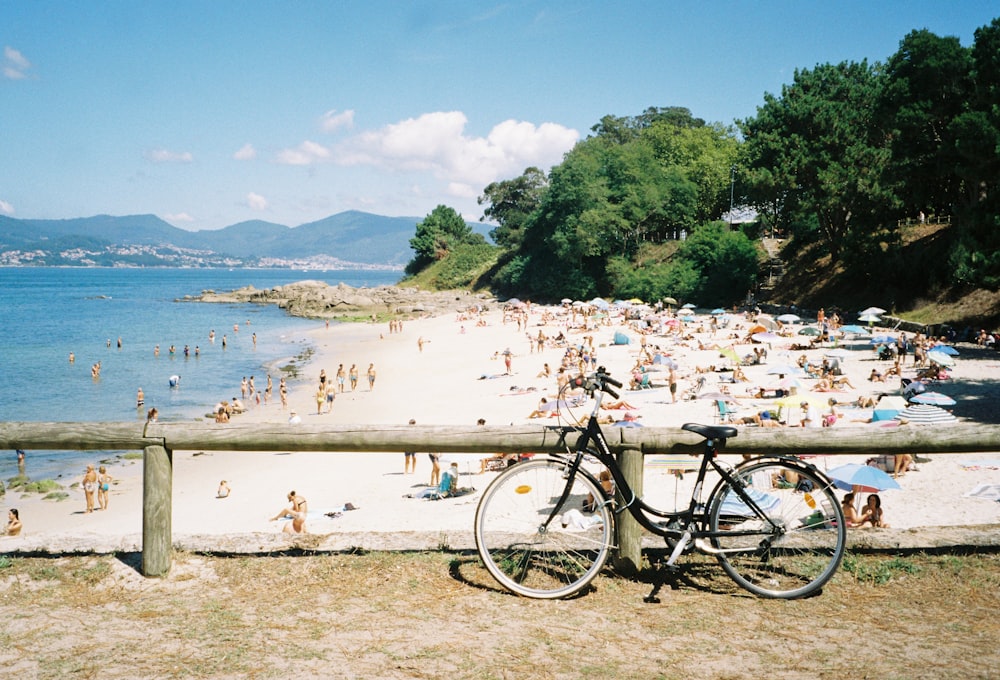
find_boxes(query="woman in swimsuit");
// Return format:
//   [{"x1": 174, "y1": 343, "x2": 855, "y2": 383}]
[
  {"x1": 271, "y1": 491, "x2": 308, "y2": 533},
  {"x1": 82, "y1": 464, "x2": 98, "y2": 513},
  {"x1": 4, "y1": 509, "x2": 21, "y2": 536},
  {"x1": 97, "y1": 466, "x2": 112, "y2": 511}
]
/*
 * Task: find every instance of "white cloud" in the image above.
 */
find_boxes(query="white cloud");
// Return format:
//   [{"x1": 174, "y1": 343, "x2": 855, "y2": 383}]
[
  {"x1": 320, "y1": 109, "x2": 355, "y2": 132},
  {"x1": 164, "y1": 212, "x2": 195, "y2": 223},
  {"x1": 246, "y1": 192, "x2": 268, "y2": 211},
  {"x1": 446, "y1": 182, "x2": 478, "y2": 199},
  {"x1": 3, "y1": 46, "x2": 30, "y2": 79},
  {"x1": 274, "y1": 140, "x2": 331, "y2": 165},
  {"x1": 0, "y1": 199, "x2": 14, "y2": 215},
  {"x1": 335, "y1": 111, "x2": 578, "y2": 186},
  {"x1": 233, "y1": 143, "x2": 257, "y2": 161},
  {"x1": 146, "y1": 148, "x2": 194, "y2": 163}
]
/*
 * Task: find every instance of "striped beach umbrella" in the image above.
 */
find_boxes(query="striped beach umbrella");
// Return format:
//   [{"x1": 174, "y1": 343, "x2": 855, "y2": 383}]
[
  {"x1": 908, "y1": 391, "x2": 957, "y2": 406},
  {"x1": 894, "y1": 403, "x2": 957, "y2": 425}
]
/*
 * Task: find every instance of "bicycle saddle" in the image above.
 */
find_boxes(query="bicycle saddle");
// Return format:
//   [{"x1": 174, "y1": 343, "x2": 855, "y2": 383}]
[{"x1": 682, "y1": 423, "x2": 738, "y2": 441}]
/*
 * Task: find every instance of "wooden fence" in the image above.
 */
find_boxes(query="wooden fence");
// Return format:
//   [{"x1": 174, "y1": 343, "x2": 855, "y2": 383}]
[{"x1": 3, "y1": 421, "x2": 1000, "y2": 577}]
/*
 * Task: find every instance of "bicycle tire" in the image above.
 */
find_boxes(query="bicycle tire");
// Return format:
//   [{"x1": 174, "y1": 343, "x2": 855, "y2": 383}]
[
  {"x1": 707, "y1": 460, "x2": 846, "y2": 599},
  {"x1": 475, "y1": 458, "x2": 613, "y2": 599}
]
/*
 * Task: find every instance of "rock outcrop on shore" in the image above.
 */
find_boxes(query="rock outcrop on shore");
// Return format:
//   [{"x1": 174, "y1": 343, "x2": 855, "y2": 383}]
[{"x1": 183, "y1": 280, "x2": 495, "y2": 318}]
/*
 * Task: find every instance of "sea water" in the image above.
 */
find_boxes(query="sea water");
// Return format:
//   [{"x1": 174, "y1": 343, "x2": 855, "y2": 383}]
[{"x1": 0, "y1": 267, "x2": 400, "y2": 482}]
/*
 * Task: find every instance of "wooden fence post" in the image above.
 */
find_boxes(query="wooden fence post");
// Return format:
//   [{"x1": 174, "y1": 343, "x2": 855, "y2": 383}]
[
  {"x1": 142, "y1": 444, "x2": 173, "y2": 577},
  {"x1": 612, "y1": 447, "x2": 643, "y2": 576}
]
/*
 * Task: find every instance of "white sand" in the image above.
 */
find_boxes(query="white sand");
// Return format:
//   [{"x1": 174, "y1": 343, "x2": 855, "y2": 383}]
[{"x1": 4, "y1": 305, "x2": 999, "y2": 548}]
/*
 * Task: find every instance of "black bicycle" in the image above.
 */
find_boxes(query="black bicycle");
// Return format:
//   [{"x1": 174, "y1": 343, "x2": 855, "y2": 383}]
[{"x1": 474, "y1": 367, "x2": 847, "y2": 599}]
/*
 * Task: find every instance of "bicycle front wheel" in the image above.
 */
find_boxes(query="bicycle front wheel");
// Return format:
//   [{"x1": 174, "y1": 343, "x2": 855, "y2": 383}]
[
  {"x1": 707, "y1": 460, "x2": 846, "y2": 599},
  {"x1": 475, "y1": 458, "x2": 613, "y2": 599}
]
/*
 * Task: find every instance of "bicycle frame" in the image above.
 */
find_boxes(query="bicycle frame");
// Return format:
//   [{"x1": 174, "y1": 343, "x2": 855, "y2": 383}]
[{"x1": 546, "y1": 387, "x2": 798, "y2": 556}]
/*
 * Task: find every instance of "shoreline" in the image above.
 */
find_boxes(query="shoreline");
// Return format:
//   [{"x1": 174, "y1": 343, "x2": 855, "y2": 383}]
[{"x1": 3, "y1": 301, "x2": 1000, "y2": 549}]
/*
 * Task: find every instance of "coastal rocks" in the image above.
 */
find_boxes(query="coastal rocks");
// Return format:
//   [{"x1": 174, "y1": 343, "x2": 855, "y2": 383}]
[{"x1": 187, "y1": 281, "x2": 493, "y2": 319}]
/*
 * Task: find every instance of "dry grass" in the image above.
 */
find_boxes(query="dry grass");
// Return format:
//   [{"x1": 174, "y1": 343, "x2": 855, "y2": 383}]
[{"x1": 0, "y1": 549, "x2": 998, "y2": 679}]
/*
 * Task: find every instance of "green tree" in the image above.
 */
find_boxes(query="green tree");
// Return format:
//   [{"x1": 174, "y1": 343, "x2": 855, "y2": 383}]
[
  {"x1": 407, "y1": 205, "x2": 482, "y2": 275},
  {"x1": 740, "y1": 60, "x2": 893, "y2": 262},
  {"x1": 478, "y1": 167, "x2": 547, "y2": 249},
  {"x1": 878, "y1": 29, "x2": 972, "y2": 216}
]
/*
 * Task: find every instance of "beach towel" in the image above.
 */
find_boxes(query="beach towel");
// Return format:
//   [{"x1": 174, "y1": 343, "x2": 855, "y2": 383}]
[
  {"x1": 718, "y1": 487, "x2": 781, "y2": 517},
  {"x1": 963, "y1": 484, "x2": 1000, "y2": 501}
]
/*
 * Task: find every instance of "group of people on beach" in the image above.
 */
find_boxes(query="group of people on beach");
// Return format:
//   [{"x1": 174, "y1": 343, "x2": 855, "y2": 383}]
[{"x1": 81, "y1": 464, "x2": 113, "y2": 514}]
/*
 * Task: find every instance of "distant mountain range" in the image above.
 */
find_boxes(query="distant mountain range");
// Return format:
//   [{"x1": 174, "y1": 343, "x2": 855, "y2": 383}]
[{"x1": 0, "y1": 211, "x2": 487, "y2": 269}]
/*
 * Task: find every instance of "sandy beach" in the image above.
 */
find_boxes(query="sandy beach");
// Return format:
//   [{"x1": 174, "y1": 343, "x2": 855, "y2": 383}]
[{"x1": 4, "y1": 301, "x2": 1000, "y2": 551}]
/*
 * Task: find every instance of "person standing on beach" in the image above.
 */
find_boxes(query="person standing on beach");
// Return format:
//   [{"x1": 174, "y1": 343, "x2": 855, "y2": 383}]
[
  {"x1": 264, "y1": 374, "x2": 273, "y2": 405},
  {"x1": 367, "y1": 363, "x2": 376, "y2": 390},
  {"x1": 315, "y1": 385, "x2": 326, "y2": 414},
  {"x1": 429, "y1": 452, "x2": 441, "y2": 487},
  {"x1": 82, "y1": 465, "x2": 98, "y2": 513},
  {"x1": 336, "y1": 364, "x2": 345, "y2": 392},
  {"x1": 349, "y1": 364, "x2": 359, "y2": 391},
  {"x1": 325, "y1": 381, "x2": 336, "y2": 412},
  {"x1": 405, "y1": 419, "x2": 417, "y2": 474},
  {"x1": 97, "y1": 466, "x2": 112, "y2": 511},
  {"x1": 279, "y1": 377, "x2": 288, "y2": 409}
]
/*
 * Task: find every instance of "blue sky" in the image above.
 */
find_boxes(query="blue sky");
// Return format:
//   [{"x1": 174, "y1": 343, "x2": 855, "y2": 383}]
[{"x1": 2, "y1": 1, "x2": 996, "y2": 231}]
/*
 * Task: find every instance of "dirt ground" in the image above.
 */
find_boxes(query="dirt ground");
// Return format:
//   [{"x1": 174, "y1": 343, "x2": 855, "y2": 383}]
[{"x1": 0, "y1": 548, "x2": 998, "y2": 679}]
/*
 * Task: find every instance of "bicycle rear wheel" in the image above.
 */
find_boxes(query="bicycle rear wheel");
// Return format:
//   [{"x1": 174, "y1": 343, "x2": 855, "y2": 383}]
[
  {"x1": 475, "y1": 458, "x2": 613, "y2": 599},
  {"x1": 707, "y1": 460, "x2": 846, "y2": 599}
]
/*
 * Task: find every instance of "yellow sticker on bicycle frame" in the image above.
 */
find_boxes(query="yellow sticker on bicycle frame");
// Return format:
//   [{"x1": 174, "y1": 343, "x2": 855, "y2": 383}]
[{"x1": 515, "y1": 485, "x2": 532, "y2": 494}]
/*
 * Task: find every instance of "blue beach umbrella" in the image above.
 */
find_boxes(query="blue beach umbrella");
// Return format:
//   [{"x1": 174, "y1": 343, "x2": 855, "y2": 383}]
[
  {"x1": 931, "y1": 345, "x2": 959, "y2": 356},
  {"x1": 827, "y1": 463, "x2": 901, "y2": 493},
  {"x1": 682, "y1": 303, "x2": 697, "y2": 309},
  {"x1": 711, "y1": 308, "x2": 726, "y2": 315},
  {"x1": 839, "y1": 324, "x2": 869, "y2": 335}
]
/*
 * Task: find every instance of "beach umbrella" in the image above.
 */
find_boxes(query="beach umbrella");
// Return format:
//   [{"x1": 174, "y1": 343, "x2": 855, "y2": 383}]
[
  {"x1": 909, "y1": 391, "x2": 956, "y2": 406},
  {"x1": 776, "y1": 313, "x2": 801, "y2": 323},
  {"x1": 681, "y1": 315, "x2": 696, "y2": 322},
  {"x1": 798, "y1": 327, "x2": 822, "y2": 336},
  {"x1": 506, "y1": 297, "x2": 521, "y2": 306},
  {"x1": 773, "y1": 394, "x2": 828, "y2": 409},
  {"x1": 766, "y1": 364, "x2": 804, "y2": 377},
  {"x1": 751, "y1": 331, "x2": 780, "y2": 343},
  {"x1": 930, "y1": 345, "x2": 959, "y2": 356},
  {"x1": 860, "y1": 307, "x2": 887, "y2": 316},
  {"x1": 711, "y1": 308, "x2": 726, "y2": 315},
  {"x1": 682, "y1": 303, "x2": 697, "y2": 309},
  {"x1": 839, "y1": 324, "x2": 869, "y2": 335},
  {"x1": 926, "y1": 350, "x2": 955, "y2": 367},
  {"x1": 589, "y1": 297, "x2": 609, "y2": 310},
  {"x1": 858, "y1": 313, "x2": 882, "y2": 323},
  {"x1": 777, "y1": 377, "x2": 802, "y2": 390},
  {"x1": 872, "y1": 395, "x2": 907, "y2": 421},
  {"x1": 895, "y1": 403, "x2": 957, "y2": 425},
  {"x1": 662, "y1": 296, "x2": 677, "y2": 305},
  {"x1": 827, "y1": 463, "x2": 901, "y2": 493},
  {"x1": 718, "y1": 347, "x2": 740, "y2": 364},
  {"x1": 755, "y1": 315, "x2": 779, "y2": 330}
]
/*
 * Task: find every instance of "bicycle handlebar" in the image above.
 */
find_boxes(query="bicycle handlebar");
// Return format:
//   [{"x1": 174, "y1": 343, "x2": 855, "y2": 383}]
[{"x1": 568, "y1": 367, "x2": 620, "y2": 399}]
